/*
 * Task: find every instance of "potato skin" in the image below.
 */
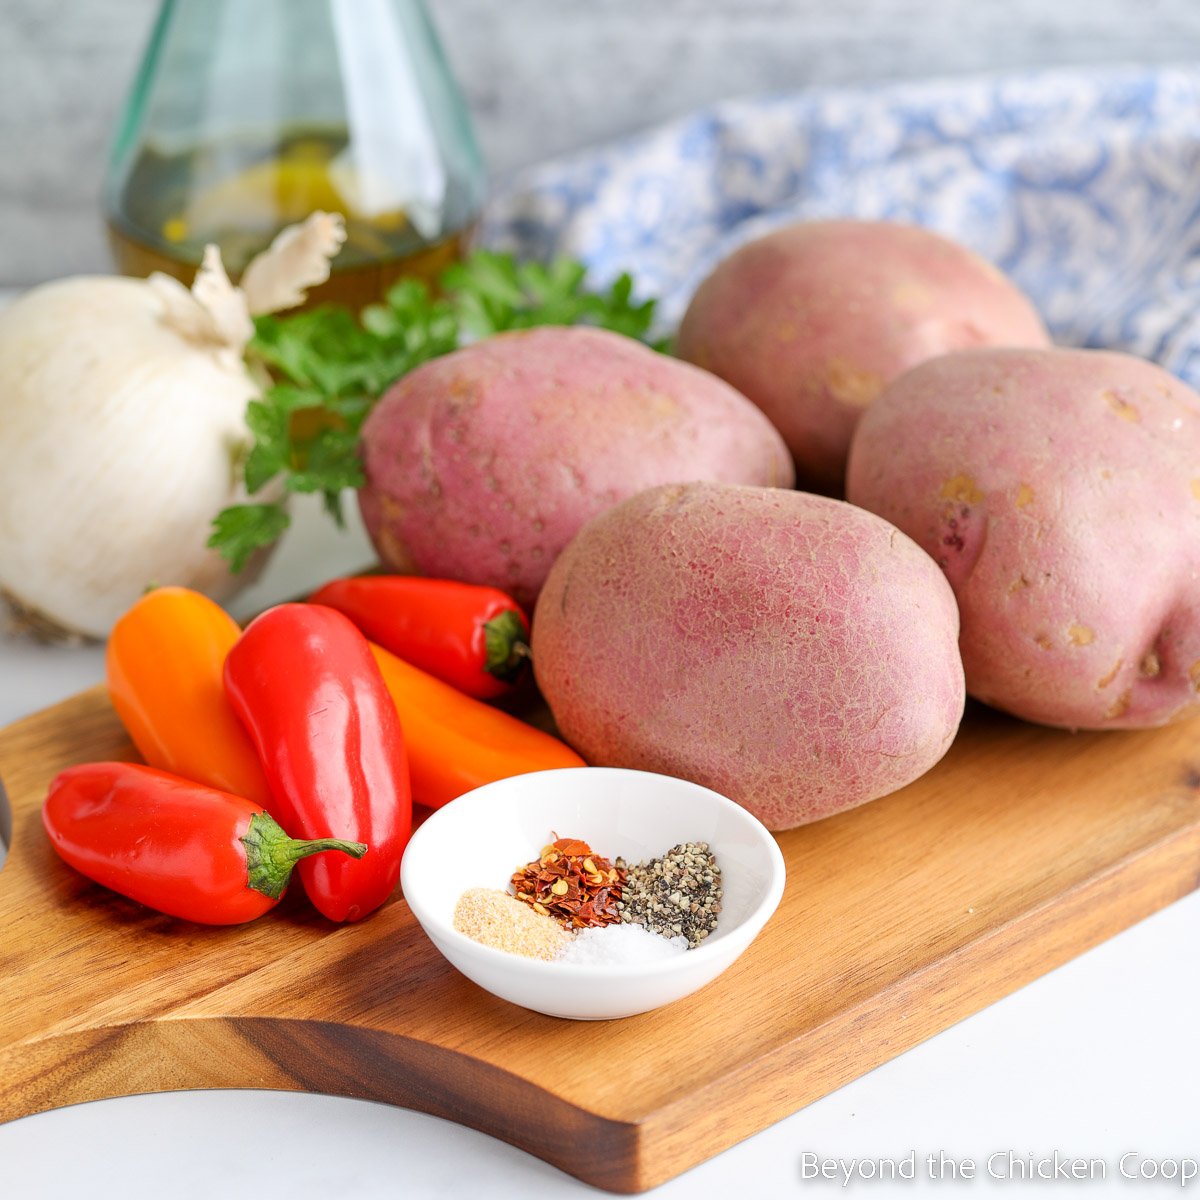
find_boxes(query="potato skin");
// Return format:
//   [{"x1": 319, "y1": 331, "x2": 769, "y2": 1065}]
[
  {"x1": 676, "y1": 220, "x2": 1049, "y2": 492},
  {"x1": 357, "y1": 327, "x2": 794, "y2": 606},
  {"x1": 846, "y1": 347, "x2": 1200, "y2": 730},
  {"x1": 533, "y1": 482, "x2": 965, "y2": 829}
]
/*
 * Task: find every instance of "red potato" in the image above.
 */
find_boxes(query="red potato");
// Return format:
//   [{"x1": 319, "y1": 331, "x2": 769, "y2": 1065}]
[
  {"x1": 357, "y1": 326, "x2": 794, "y2": 606},
  {"x1": 533, "y1": 481, "x2": 965, "y2": 830},
  {"x1": 676, "y1": 219, "x2": 1050, "y2": 492},
  {"x1": 846, "y1": 347, "x2": 1200, "y2": 730}
]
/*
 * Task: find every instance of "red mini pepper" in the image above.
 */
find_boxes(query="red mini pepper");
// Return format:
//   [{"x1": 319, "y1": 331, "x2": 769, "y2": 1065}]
[
  {"x1": 308, "y1": 576, "x2": 531, "y2": 700},
  {"x1": 224, "y1": 603, "x2": 412, "y2": 923},
  {"x1": 42, "y1": 762, "x2": 366, "y2": 925}
]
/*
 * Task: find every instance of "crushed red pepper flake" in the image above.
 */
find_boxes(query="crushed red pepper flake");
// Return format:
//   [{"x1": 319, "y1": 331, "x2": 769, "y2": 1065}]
[{"x1": 510, "y1": 834, "x2": 628, "y2": 929}]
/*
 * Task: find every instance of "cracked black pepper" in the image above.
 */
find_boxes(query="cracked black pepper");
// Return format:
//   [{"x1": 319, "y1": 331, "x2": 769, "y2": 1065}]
[{"x1": 615, "y1": 841, "x2": 722, "y2": 948}]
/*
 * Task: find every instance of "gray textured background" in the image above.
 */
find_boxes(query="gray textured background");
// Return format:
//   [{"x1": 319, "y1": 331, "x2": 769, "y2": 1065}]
[{"x1": 2, "y1": 0, "x2": 1199, "y2": 285}]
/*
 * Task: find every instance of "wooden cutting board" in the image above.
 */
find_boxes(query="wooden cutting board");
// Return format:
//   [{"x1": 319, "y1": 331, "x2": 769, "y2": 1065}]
[{"x1": 2, "y1": 686, "x2": 1199, "y2": 1192}]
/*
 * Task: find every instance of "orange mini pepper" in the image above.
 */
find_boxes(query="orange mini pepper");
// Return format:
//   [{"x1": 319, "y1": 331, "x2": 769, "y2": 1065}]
[
  {"x1": 106, "y1": 587, "x2": 272, "y2": 809},
  {"x1": 368, "y1": 642, "x2": 585, "y2": 809}
]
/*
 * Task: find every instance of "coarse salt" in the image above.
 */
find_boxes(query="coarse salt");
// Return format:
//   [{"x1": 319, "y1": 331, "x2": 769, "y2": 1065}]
[{"x1": 555, "y1": 922, "x2": 687, "y2": 966}]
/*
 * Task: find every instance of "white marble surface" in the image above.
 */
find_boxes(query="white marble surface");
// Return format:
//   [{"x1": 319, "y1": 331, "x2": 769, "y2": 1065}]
[{"x1": 1, "y1": 494, "x2": 1199, "y2": 1197}]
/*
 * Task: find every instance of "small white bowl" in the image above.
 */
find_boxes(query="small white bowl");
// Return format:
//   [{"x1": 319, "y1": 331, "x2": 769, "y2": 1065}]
[{"x1": 400, "y1": 766, "x2": 786, "y2": 1020}]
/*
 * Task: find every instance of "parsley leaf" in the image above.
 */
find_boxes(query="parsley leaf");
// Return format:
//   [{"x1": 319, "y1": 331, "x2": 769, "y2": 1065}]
[
  {"x1": 286, "y1": 427, "x2": 366, "y2": 501},
  {"x1": 442, "y1": 252, "x2": 661, "y2": 342},
  {"x1": 209, "y1": 251, "x2": 661, "y2": 570},
  {"x1": 207, "y1": 504, "x2": 292, "y2": 574},
  {"x1": 241, "y1": 385, "x2": 325, "y2": 494}
]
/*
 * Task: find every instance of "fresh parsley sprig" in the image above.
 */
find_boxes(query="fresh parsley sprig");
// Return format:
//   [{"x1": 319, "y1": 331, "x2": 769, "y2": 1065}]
[
  {"x1": 208, "y1": 252, "x2": 662, "y2": 571},
  {"x1": 444, "y1": 253, "x2": 661, "y2": 342}
]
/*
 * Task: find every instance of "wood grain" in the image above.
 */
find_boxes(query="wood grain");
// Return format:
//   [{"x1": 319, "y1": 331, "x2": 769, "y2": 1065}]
[{"x1": 2, "y1": 686, "x2": 1199, "y2": 1192}]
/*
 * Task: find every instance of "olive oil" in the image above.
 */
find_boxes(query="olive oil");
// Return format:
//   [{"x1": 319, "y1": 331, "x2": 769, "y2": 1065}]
[{"x1": 106, "y1": 126, "x2": 477, "y2": 310}]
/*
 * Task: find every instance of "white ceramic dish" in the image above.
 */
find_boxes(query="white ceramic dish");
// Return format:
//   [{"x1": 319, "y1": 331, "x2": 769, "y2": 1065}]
[{"x1": 400, "y1": 766, "x2": 786, "y2": 1020}]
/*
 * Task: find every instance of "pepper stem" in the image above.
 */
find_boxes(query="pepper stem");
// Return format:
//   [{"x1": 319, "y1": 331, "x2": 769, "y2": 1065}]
[
  {"x1": 241, "y1": 811, "x2": 367, "y2": 900},
  {"x1": 483, "y1": 609, "x2": 532, "y2": 682}
]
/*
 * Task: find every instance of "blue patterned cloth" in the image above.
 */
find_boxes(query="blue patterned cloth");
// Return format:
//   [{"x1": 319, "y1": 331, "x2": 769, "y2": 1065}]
[{"x1": 484, "y1": 67, "x2": 1200, "y2": 384}]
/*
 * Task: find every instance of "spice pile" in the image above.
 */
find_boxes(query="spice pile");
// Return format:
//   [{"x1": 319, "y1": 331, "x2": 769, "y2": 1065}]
[
  {"x1": 453, "y1": 888, "x2": 567, "y2": 961},
  {"x1": 452, "y1": 834, "x2": 723, "y2": 965},
  {"x1": 557, "y1": 923, "x2": 686, "y2": 965},
  {"x1": 617, "y1": 842, "x2": 722, "y2": 949},
  {"x1": 511, "y1": 837, "x2": 625, "y2": 928}
]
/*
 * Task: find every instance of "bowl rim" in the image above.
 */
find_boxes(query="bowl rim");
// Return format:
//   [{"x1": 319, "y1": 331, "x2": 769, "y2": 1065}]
[{"x1": 400, "y1": 765, "x2": 787, "y2": 978}]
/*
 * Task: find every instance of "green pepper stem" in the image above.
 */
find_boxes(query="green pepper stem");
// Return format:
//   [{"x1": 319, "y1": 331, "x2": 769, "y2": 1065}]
[
  {"x1": 483, "y1": 609, "x2": 532, "y2": 682},
  {"x1": 241, "y1": 810, "x2": 367, "y2": 900}
]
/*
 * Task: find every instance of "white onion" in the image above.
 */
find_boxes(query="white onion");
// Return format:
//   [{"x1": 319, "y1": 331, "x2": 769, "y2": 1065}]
[{"x1": 0, "y1": 215, "x2": 345, "y2": 638}]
